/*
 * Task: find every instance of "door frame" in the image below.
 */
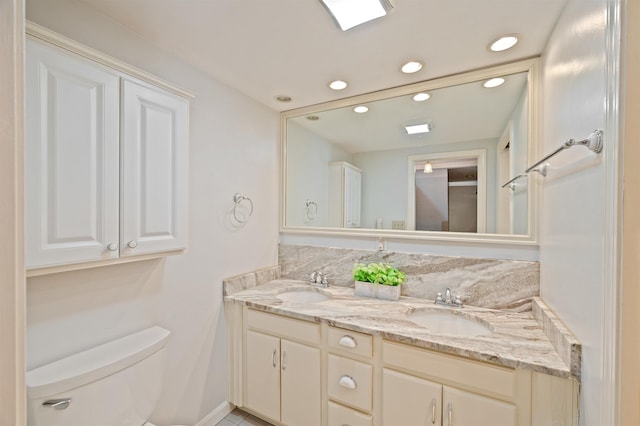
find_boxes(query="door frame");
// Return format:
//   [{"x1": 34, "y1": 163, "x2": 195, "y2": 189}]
[
  {"x1": 407, "y1": 149, "x2": 487, "y2": 233},
  {"x1": 0, "y1": 1, "x2": 26, "y2": 425}
]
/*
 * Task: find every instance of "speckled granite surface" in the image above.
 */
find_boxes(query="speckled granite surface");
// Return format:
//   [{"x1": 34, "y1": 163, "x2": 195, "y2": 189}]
[
  {"x1": 278, "y1": 245, "x2": 539, "y2": 311},
  {"x1": 224, "y1": 279, "x2": 580, "y2": 380}
]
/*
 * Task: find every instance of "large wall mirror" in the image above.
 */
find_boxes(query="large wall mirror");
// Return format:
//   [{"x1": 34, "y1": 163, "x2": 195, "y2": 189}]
[{"x1": 281, "y1": 59, "x2": 538, "y2": 243}]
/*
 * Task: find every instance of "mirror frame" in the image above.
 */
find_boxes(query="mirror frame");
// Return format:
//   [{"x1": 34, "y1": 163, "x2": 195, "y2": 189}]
[{"x1": 280, "y1": 58, "x2": 540, "y2": 245}]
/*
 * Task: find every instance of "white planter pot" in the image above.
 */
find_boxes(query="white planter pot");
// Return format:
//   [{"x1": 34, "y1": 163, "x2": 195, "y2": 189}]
[{"x1": 354, "y1": 280, "x2": 401, "y2": 301}]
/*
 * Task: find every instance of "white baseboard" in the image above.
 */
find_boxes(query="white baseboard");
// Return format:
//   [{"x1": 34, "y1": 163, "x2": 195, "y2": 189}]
[{"x1": 195, "y1": 401, "x2": 235, "y2": 426}]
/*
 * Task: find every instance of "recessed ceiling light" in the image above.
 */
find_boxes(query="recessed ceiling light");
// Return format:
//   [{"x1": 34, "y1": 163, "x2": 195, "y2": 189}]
[
  {"x1": 329, "y1": 80, "x2": 348, "y2": 90},
  {"x1": 483, "y1": 77, "x2": 505, "y2": 88},
  {"x1": 401, "y1": 61, "x2": 423, "y2": 74},
  {"x1": 274, "y1": 95, "x2": 292, "y2": 103},
  {"x1": 306, "y1": 115, "x2": 320, "y2": 121},
  {"x1": 353, "y1": 106, "x2": 369, "y2": 113},
  {"x1": 405, "y1": 123, "x2": 432, "y2": 134},
  {"x1": 413, "y1": 92, "x2": 431, "y2": 102},
  {"x1": 320, "y1": 0, "x2": 393, "y2": 31},
  {"x1": 489, "y1": 35, "x2": 519, "y2": 52}
]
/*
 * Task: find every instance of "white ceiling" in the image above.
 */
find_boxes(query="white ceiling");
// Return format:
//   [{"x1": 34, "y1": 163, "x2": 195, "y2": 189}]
[{"x1": 78, "y1": 0, "x2": 567, "y2": 111}]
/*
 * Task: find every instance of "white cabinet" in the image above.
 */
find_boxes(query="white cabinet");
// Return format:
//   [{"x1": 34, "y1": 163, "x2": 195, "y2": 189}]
[
  {"x1": 120, "y1": 79, "x2": 188, "y2": 256},
  {"x1": 25, "y1": 38, "x2": 121, "y2": 268},
  {"x1": 383, "y1": 340, "x2": 530, "y2": 425},
  {"x1": 227, "y1": 308, "x2": 578, "y2": 426},
  {"x1": 244, "y1": 309, "x2": 321, "y2": 426},
  {"x1": 25, "y1": 36, "x2": 189, "y2": 270},
  {"x1": 329, "y1": 161, "x2": 361, "y2": 228},
  {"x1": 382, "y1": 368, "x2": 516, "y2": 426}
]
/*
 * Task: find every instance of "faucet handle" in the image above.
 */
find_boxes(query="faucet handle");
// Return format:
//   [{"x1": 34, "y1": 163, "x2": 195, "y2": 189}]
[{"x1": 454, "y1": 295, "x2": 464, "y2": 307}]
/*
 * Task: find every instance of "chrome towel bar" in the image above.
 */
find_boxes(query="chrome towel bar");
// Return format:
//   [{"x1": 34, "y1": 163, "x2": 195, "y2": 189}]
[
  {"x1": 501, "y1": 129, "x2": 603, "y2": 190},
  {"x1": 525, "y1": 129, "x2": 603, "y2": 174}
]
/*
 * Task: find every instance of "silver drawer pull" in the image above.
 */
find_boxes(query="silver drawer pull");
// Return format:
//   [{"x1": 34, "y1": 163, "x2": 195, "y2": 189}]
[
  {"x1": 43, "y1": 398, "x2": 71, "y2": 410},
  {"x1": 338, "y1": 375, "x2": 357, "y2": 390},
  {"x1": 431, "y1": 398, "x2": 437, "y2": 424},
  {"x1": 338, "y1": 335, "x2": 357, "y2": 348}
]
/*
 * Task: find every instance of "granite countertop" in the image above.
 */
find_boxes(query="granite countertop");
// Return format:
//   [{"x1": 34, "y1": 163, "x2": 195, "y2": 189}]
[{"x1": 225, "y1": 279, "x2": 580, "y2": 380}]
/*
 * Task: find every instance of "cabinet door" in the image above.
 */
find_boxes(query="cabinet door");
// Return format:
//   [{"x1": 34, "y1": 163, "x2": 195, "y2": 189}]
[
  {"x1": 382, "y1": 368, "x2": 442, "y2": 426},
  {"x1": 245, "y1": 330, "x2": 280, "y2": 422},
  {"x1": 443, "y1": 386, "x2": 516, "y2": 426},
  {"x1": 25, "y1": 39, "x2": 120, "y2": 268},
  {"x1": 281, "y1": 339, "x2": 321, "y2": 426},
  {"x1": 121, "y1": 79, "x2": 188, "y2": 256}
]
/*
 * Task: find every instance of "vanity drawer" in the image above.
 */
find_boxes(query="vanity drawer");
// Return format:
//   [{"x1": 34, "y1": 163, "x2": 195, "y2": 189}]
[
  {"x1": 328, "y1": 401, "x2": 372, "y2": 426},
  {"x1": 328, "y1": 326, "x2": 373, "y2": 359},
  {"x1": 327, "y1": 354, "x2": 372, "y2": 412},
  {"x1": 246, "y1": 308, "x2": 320, "y2": 346},
  {"x1": 383, "y1": 340, "x2": 518, "y2": 400}
]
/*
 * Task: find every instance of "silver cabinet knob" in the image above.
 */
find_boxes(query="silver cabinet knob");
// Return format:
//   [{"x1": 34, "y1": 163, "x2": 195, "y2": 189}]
[
  {"x1": 127, "y1": 241, "x2": 137, "y2": 249},
  {"x1": 107, "y1": 243, "x2": 118, "y2": 251}
]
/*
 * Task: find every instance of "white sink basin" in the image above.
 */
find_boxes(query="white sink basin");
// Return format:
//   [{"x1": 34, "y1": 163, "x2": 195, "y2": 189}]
[
  {"x1": 276, "y1": 288, "x2": 330, "y2": 303},
  {"x1": 406, "y1": 309, "x2": 492, "y2": 337}
]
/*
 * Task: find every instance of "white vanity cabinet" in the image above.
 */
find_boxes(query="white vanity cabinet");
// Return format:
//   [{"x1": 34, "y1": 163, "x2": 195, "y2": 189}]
[
  {"x1": 329, "y1": 161, "x2": 362, "y2": 228},
  {"x1": 383, "y1": 340, "x2": 527, "y2": 425},
  {"x1": 227, "y1": 302, "x2": 579, "y2": 426},
  {"x1": 244, "y1": 309, "x2": 321, "y2": 426},
  {"x1": 25, "y1": 32, "x2": 189, "y2": 271}
]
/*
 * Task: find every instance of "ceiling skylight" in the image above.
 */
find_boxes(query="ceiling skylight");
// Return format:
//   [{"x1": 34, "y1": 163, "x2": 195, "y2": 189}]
[
  {"x1": 320, "y1": 0, "x2": 394, "y2": 31},
  {"x1": 405, "y1": 123, "x2": 432, "y2": 134}
]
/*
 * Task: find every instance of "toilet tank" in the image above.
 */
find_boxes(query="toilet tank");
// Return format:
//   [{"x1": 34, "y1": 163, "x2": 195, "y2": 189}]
[{"x1": 26, "y1": 327, "x2": 170, "y2": 426}]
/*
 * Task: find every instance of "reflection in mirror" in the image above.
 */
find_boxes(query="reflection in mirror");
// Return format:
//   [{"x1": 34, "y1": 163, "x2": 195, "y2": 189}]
[
  {"x1": 284, "y1": 61, "x2": 534, "y2": 238},
  {"x1": 407, "y1": 150, "x2": 486, "y2": 233}
]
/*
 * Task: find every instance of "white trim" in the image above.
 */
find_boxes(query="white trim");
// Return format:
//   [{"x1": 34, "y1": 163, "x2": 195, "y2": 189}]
[
  {"x1": 601, "y1": 0, "x2": 623, "y2": 425},
  {"x1": 407, "y1": 149, "x2": 487, "y2": 233},
  {"x1": 25, "y1": 21, "x2": 195, "y2": 100},
  {"x1": 0, "y1": 1, "x2": 26, "y2": 424},
  {"x1": 194, "y1": 401, "x2": 236, "y2": 426}
]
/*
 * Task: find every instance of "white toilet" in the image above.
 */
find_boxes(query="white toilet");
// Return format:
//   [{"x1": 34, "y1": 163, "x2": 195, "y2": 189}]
[{"x1": 26, "y1": 326, "x2": 184, "y2": 426}]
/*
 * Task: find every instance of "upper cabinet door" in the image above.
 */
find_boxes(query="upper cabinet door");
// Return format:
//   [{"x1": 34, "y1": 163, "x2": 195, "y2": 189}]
[
  {"x1": 120, "y1": 79, "x2": 188, "y2": 256},
  {"x1": 25, "y1": 39, "x2": 120, "y2": 268}
]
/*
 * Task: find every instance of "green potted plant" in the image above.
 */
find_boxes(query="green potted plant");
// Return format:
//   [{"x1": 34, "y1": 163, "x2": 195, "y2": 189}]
[{"x1": 352, "y1": 262, "x2": 405, "y2": 301}]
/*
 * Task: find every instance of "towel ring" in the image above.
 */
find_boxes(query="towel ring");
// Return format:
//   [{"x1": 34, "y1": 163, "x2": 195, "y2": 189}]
[{"x1": 233, "y1": 193, "x2": 253, "y2": 223}]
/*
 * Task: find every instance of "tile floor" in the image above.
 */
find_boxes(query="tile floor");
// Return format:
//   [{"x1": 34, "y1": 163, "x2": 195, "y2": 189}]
[{"x1": 215, "y1": 408, "x2": 273, "y2": 426}]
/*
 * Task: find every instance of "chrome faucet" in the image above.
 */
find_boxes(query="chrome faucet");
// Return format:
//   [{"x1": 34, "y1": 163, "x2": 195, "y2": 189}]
[
  {"x1": 435, "y1": 287, "x2": 463, "y2": 307},
  {"x1": 309, "y1": 271, "x2": 329, "y2": 288}
]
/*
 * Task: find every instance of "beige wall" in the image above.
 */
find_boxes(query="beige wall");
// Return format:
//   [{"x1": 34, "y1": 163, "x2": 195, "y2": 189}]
[
  {"x1": 621, "y1": 0, "x2": 640, "y2": 423},
  {"x1": 0, "y1": 0, "x2": 26, "y2": 424}
]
